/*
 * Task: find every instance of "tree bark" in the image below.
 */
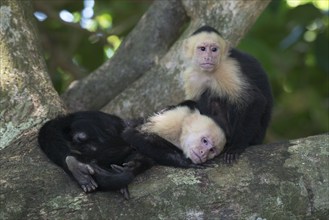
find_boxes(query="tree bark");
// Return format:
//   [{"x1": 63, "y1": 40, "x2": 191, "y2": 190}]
[
  {"x1": 0, "y1": 0, "x2": 65, "y2": 150},
  {"x1": 1, "y1": 1, "x2": 328, "y2": 219},
  {"x1": 61, "y1": 0, "x2": 189, "y2": 111},
  {"x1": 102, "y1": 0, "x2": 271, "y2": 118},
  {"x1": 1, "y1": 133, "x2": 328, "y2": 219}
]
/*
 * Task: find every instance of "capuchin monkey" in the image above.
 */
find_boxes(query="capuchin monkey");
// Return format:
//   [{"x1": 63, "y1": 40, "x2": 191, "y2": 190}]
[
  {"x1": 38, "y1": 106, "x2": 225, "y2": 198},
  {"x1": 122, "y1": 100, "x2": 226, "y2": 167},
  {"x1": 181, "y1": 26, "x2": 273, "y2": 163},
  {"x1": 38, "y1": 111, "x2": 154, "y2": 199}
]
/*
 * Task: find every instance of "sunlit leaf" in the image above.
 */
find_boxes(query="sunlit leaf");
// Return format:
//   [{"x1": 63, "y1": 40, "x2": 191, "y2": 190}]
[
  {"x1": 313, "y1": 0, "x2": 329, "y2": 10},
  {"x1": 107, "y1": 35, "x2": 121, "y2": 50},
  {"x1": 72, "y1": 12, "x2": 81, "y2": 23},
  {"x1": 81, "y1": 18, "x2": 97, "y2": 31},
  {"x1": 104, "y1": 47, "x2": 114, "y2": 59},
  {"x1": 96, "y1": 14, "x2": 112, "y2": 29}
]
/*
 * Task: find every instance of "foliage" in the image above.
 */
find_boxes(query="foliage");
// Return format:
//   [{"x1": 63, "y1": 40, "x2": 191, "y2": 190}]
[
  {"x1": 33, "y1": 0, "x2": 151, "y2": 92},
  {"x1": 32, "y1": 0, "x2": 328, "y2": 142},
  {"x1": 238, "y1": 0, "x2": 329, "y2": 141}
]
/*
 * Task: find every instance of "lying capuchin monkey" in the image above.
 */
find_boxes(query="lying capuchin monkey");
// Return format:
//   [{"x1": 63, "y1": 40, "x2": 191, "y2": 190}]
[
  {"x1": 181, "y1": 26, "x2": 273, "y2": 163},
  {"x1": 123, "y1": 100, "x2": 226, "y2": 167},
  {"x1": 38, "y1": 101, "x2": 226, "y2": 198}
]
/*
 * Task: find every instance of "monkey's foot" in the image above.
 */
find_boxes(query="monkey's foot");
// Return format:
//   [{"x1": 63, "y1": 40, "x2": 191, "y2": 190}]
[
  {"x1": 66, "y1": 156, "x2": 98, "y2": 193},
  {"x1": 120, "y1": 187, "x2": 130, "y2": 200}
]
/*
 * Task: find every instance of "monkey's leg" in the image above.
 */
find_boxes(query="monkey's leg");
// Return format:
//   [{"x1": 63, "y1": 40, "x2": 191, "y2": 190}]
[
  {"x1": 123, "y1": 128, "x2": 206, "y2": 169},
  {"x1": 65, "y1": 156, "x2": 98, "y2": 193}
]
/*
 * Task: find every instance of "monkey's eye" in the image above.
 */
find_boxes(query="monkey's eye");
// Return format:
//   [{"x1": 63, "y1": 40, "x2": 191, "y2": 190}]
[
  {"x1": 199, "y1": 47, "x2": 206, "y2": 51},
  {"x1": 201, "y1": 137, "x2": 208, "y2": 145},
  {"x1": 211, "y1": 47, "x2": 218, "y2": 52}
]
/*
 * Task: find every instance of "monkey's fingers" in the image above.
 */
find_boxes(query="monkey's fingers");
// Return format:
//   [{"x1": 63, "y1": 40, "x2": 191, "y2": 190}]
[
  {"x1": 86, "y1": 164, "x2": 95, "y2": 175},
  {"x1": 223, "y1": 152, "x2": 239, "y2": 164},
  {"x1": 120, "y1": 187, "x2": 130, "y2": 200},
  {"x1": 111, "y1": 162, "x2": 136, "y2": 173},
  {"x1": 111, "y1": 164, "x2": 125, "y2": 172},
  {"x1": 122, "y1": 161, "x2": 136, "y2": 168},
  {"x1": 80, "y1": 177, "x2": 98, "y2": 193}
]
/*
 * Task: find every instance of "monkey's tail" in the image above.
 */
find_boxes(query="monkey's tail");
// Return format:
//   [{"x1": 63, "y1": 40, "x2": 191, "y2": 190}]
[{"x1": 91, "y1": 163, "x2": 135, "y2": 191}]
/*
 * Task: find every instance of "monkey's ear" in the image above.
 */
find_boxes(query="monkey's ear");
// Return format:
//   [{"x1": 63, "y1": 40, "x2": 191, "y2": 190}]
[
  {"x1": 221, "y1": 40, "x2": 231, "y2": 58},
  {"x1": 181, "y1": 38, "x2": 194, "y2": 60}
]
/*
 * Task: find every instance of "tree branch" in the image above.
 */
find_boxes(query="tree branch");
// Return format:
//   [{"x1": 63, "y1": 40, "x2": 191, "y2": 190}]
[
  {"x1": 61, "y1": 0, "x2": 189, "y2": 111},
  {"x1": 1, "y1": 133, "x2": 328, "y2": 219}
]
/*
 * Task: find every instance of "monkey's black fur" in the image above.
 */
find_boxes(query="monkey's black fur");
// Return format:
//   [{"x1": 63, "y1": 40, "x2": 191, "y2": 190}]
[
  {"x1": 192, "y1": 25, "x2": 221, "y2": 36},
  {"x1": 122, "y1": 100, "x2": 205, "y2": 169},
  {"x1": 38, "y1": 111, "x2": 154, "y2": 195}
]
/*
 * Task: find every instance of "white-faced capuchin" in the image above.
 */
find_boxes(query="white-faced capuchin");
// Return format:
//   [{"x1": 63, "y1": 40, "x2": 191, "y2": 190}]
[
  {"x1": 38, "y1": 103, "x2": 225, "y2": 198},
  {"x1": 38, "y1": 111, "x2": 154, "y2": 199},
  {"x1": 122, "y1": 100, "x2": 226, "y2": 167},
  {"x1": 181, "y1": 26, "x2": 273, "y2": 163}
]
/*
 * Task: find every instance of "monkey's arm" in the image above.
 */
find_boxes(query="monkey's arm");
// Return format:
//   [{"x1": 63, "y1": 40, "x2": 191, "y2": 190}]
[
  {"x1": 223, "y1": 93, "x2": 268, "y2": 163},
  {"x1": 122, "y1": 127, "x2": 203, "y2": 168},
  {"x1": 65, "y1": 156, "x2": 98, "y2": 192}
]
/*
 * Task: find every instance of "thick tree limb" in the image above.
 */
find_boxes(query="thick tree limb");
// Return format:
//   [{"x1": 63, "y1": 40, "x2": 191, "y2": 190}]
[
  {"x1": 102, "y1": 0, "x2": 271, "y2": 118},
  {"x1": 1, "y1": 133, "x2": 328, "y2": 219},
  {"x1": 61, "y1": 0, "x2": 188, "y2": 111},
  {"x1": 0, "y1": 0, "x2": 65, "y2": 149}
]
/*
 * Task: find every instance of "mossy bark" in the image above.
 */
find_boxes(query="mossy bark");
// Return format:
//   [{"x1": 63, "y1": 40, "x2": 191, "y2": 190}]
[
  {"x1": 1, "y1": 134, "x2": 328, "y2": 219},
  {"x1": 0, "y1": 0, "x2": 65, "y2": 150}
]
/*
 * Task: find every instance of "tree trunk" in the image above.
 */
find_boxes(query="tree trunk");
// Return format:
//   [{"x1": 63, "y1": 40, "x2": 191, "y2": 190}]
[
  {"x1": 1, "y1": 133, "x2": 328, "y2": 219},
  {"x1": 61, "y1": 0, "x2": 189, "y2": 111},
  {"x1": 0, "y1": 0, "x2": 65, "y2": 150},
  {"x1": 5, "y1": 1, "x2": 328, "y2": 219}
]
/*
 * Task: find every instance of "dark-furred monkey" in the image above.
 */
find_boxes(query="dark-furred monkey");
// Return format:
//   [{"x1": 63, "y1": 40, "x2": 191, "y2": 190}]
[{"x1": 38, "y1": 111, "x2": 154, "y2": 198}]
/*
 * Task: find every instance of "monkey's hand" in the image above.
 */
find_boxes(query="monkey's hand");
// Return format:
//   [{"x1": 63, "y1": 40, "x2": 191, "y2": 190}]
[
  {"x1": 65, "y1": 156, "x2": 98, "y2": 193},
  {"x1": 222, "y1": 148, "x2": 242, "y2": 164},
  {"x1": 110, "y1": 164, "x2": 133, "y2": 200},
  {"x1": 111, "y1": 162, "x2": 135, "y2": 173}
]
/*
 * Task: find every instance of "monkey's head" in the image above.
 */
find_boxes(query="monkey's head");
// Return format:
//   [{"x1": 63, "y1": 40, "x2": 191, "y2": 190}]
[
  {"x1": 180, "y1": 112, "x2": 226, "y2": 164},
  {"x1": 182, "y1": 26, "x2": 230, "y2": 73}
]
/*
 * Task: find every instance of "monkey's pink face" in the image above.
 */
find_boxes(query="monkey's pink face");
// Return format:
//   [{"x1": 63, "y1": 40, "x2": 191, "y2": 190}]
[
  {"x1": 187, "y1": 136, "x2": 221, "y2": 164},
  {"x1": 194, "y1": 43, "x2": 220, "y2": 72}
]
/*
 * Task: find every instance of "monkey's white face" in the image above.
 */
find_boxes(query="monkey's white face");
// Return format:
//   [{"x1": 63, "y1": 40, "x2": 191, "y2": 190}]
[
  {"x1": 194, "y1": 42, "x2": 220, "y2": 72},
  {"x1": 182, "y1": 134, "x2": 221, "y2": 164}
]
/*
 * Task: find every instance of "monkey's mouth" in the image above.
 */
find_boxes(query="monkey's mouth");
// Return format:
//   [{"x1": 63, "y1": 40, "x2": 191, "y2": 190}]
[
  {"x1": 200, "y1": 63, "x2": 215, "y2": 69},
  {"x1": 191, "y1": 150, "x2": 203, "y2": 164}
]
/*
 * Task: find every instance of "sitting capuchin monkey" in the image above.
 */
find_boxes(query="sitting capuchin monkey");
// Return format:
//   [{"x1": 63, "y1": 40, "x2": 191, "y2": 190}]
[
  {"x1": 181, "y1": 26, "x2": 273, "y2": 163},
  {"x1": 122, "y1": 100, "x2": 226, "y2": 167}
]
